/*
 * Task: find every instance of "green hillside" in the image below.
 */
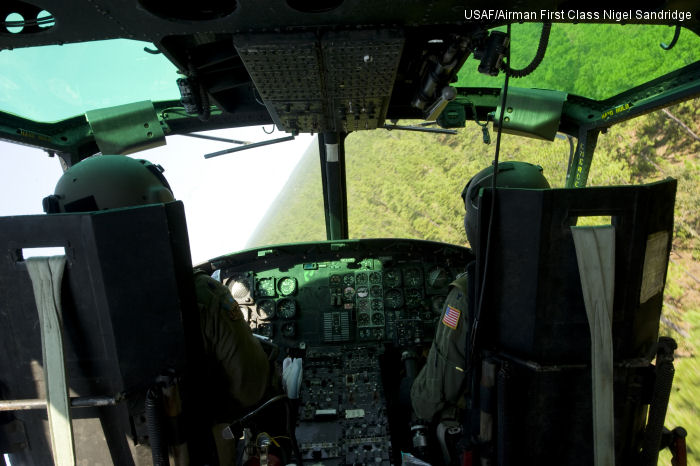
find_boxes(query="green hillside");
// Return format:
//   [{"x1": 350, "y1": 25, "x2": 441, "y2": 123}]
[
  {"x1": 248, "y1": 97, "x2": 700, "y2": 464},
  {"x1": 247, "y1": 23, "x2": 700, "y2": 461}
]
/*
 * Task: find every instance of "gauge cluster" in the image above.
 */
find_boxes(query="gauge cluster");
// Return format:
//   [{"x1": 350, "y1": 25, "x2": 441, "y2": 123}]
[{"x1": 214, "y1": 239, "x2": 473, "y2": 350}]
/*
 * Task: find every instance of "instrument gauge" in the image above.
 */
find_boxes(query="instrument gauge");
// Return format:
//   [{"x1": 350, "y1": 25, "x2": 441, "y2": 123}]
[
  {"x1": 370, "y1": 285, "x2": 383, "y2": 297},
  {"x1": 257, "y1": 300, "x2": 276, "y2": 320},
  {"x1": 357, "y1": 299, "x2": 369, "y2": 313},
  {"x1": 404, "y1": 268, "x2": 423, "y2": 288},
  {"x1": 257, "y1": 277, "x2": 276, "y2": 297},
  {"x1": 281, "y1": 322, "x2": 296, "y2": 338},
  {"x1": 384, "y1": 289, "x2": 403, "y2": 309},
  {"x1": 356, "y1": 286, "x2": 369, "y2": 299},
  {"x1": 330, "y1": 274, "x2": 342, "y2": 285},
  {"x1": 384, "y1": 270, "x2": 401, "y2": 288},
  {"x1": 431, "y1": 295, "x2": 446, "y2": 315},
  {"x1": 355, "y1": 273, "x2": 368, "y2": 285},
  {"x1": 342, "y1": 274, "x2": 355, "y2": 287},
  {"x1": 405, "y1": 288, "x2": 422, "y2": 307},
  {"x1": 427, "y1": 266, "x2": 449, "y2": 289},
  {"x1": 357, "y1": 312, "x2": 370, "y2": 326},
  {"x1": 278, "y1": 277, "x2": 297, "y2": 296},
  {"x1": 371, "y1": 299, "x2": 383, "y2": 312},
  {"x1": 278, "y1": 298, "x2": 297, "y2": 319},
  {"x1": 369, "y1": 272, "x2": 382, "y2": 284},
  {"x1": 371, "y1": 312, "x2": 385, "y2": 326},
  {"x1": 256, "y1": 323, "x2": 274, "y2": 338},
  {"x1": 343, "y1": 286, "x2": 355, "y2": 301}
]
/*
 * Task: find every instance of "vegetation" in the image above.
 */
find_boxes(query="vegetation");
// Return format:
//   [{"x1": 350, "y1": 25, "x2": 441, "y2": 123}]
[
  {"x1": 248, "y1": 23, "x2": 699, "y2": 464},
  {"x1": 457, "y1": 23, "x2": 700, "y2": 101},
  {"x1": 250, "y1": 98, "x2": 699, "y2": 465}
]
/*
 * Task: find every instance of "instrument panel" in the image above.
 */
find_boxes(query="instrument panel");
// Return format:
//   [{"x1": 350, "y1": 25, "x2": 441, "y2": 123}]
[
  {"x1": 208, "y1": 239, "x2": 473, "y2": 465},
  {"x1": 213, "y1": 239, "x2": 473, "y2": 351}
]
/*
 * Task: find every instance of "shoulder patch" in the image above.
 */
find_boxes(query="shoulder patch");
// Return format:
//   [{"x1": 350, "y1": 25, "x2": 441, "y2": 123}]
[{"x1": 442, "y1": 305, "x2": 461, "y2": 330}]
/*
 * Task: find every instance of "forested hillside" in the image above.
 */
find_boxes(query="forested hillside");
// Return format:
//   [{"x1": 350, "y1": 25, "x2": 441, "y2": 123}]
[
  {"x1": 247, "y1": 23, "x2": 700, "y2": 463},
  {"x1": 249, "y1": 97, "x2": 700, "y2": 464},
  {"x1": 457, "y1": 23, "x2": 700, "y2": 100}
]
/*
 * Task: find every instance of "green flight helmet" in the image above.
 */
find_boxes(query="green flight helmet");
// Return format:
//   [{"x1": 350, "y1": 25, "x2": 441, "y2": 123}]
[
  {"x1": 462, "y1": 161, "x2": 550, "y2": 246},
  {"x1": 43, "y1": 155, "x2": 174, "y2": 213}
]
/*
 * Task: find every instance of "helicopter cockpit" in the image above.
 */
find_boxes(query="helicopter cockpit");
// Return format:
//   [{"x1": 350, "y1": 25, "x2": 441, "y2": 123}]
[{"x1": 1, "y1": 1, "x2": 699, "y2": 465}]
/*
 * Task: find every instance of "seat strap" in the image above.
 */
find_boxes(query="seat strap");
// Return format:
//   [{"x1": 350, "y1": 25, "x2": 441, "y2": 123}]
[
  {"x1": 571, "y1": 227, "x2": 616, "y2": 466},
  {"x1": 26, "y1": 256, "x2": 76, "y2": 466}
]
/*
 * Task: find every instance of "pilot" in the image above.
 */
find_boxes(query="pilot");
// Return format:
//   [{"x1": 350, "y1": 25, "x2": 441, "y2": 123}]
[
  {"x1": 410, "y1": 161, "x2": 550, "y2": 422},
  {"x1": 42, "y1": 154, "x2": 271, "y2": 457}
]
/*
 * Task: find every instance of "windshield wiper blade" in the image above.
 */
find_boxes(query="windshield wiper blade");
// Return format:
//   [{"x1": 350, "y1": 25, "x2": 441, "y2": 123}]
[
  {"x1": 183, "y1": 132, "x2": 249, "y2": 145},
  {"x1": 203, "y1": 135, "x2": 295, "y2": 159},
  {"x1": 383, "y1": 124, "x2": 457, "y2": 135}
]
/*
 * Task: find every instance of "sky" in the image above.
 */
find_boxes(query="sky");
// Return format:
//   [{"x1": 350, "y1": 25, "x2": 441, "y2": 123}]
[
  {"x1": 0, "y1": 39, "x2": 316, "y2": 262},
  {"x1": 0, "y1": 128, "x2": 315, "y2": 263}
]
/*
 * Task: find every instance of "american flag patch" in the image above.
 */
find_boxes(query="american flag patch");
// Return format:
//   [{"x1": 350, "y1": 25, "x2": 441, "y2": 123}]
[{"x1": 442, "y1": 305, "x2": 461, "y2": 330}]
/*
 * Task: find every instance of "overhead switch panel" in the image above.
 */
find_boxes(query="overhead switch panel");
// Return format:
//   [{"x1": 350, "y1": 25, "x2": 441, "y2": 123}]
[{"x1": 234, "y1": 30, "x2": 404, "y2": 133}]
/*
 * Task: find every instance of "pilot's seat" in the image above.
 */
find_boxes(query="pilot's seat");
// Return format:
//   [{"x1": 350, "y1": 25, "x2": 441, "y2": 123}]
[
  {"x1": 461, "y1": 178, "x2": 683, "y2": 465},
  {"x1": 0, "y1": 203, "x2": 208, "y2": 465}
]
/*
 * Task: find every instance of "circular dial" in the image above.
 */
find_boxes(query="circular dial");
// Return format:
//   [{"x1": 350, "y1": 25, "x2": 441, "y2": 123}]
[
  {"x1": 355, "y1": 273, "x2": 368, "y2": 285},
  {"x1": 431, "y1": 295, "x2": 446, "y2": 315},
  {"x1": 404, "y1": 268, "x2": 423, "y2": 288},
  {"x1": 281, "y1": 322, "x2": 296, "y2": 338},
  {"x1": 427, "y1": 266, "x2": 449, "y2": 289},
  {"x1": 257, "y1": 300, "x2": 276, "y2": 320},
  {"x1": 343, "y1": 286, "x2": 355, "y2": 301},
  {"x1": 384, "y1": 269, "x2": 401, "y2": 288},
  {"x1": 357, "y1": 312, "x2": 370, "y2": 326},
  {"x1": 278, "y1": 298, "x2": 297, "y2": 319},
  {"x1": 342, "y1": 273, "x2": 355, "y2": 287},
  {"x1": 370, "y1": 285, "x2": 383, "y2": 297},
  {"x1": 330, "y1": 274, "x2": 342, "y2": 285},
  {"x1": 404, "y1": 288, "x2": 422, "y2": 307},
  {"x1": 257, "y1": 277, "x2": 276, "y2": 297},
  {"x1": 278, "y1": 277, "x2": 297, "y2": 296},
  {"x1": 384, "y1": 288, "x2": 403, "y2": 309},
  {"x1": 357, "y1": 299, "x2": 369, "y2": 313},
  {"x1": 256, "y1": 323, "x2": 274, "y2": 338},
  {"x1": 369, "y1": 272, "x2": 382, "y2": 284},
  {"x1": 356, "y1": 286, "x2": 369, "y2": 299},
  {"x1": 371, "y1": 312, "x2": 385, "y2": 326},
  {"x1": 371, "y1": 298, "x2": 383, "y2": 312}
]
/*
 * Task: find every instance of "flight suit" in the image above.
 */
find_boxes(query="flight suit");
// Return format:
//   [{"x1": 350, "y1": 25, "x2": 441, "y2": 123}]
[
  {"x1": 411, "y1": 272, "x2": 470, "y2": 422},
  {"x1": 194, "y1": 272, "x2": 270, "y2": 413}
]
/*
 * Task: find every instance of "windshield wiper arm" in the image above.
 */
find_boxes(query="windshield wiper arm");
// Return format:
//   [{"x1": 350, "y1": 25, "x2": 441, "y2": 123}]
[
  {"x1": 383, "y1": 124, "x2": 457, "y2": 135},
  {"x1": 203, "y1": 135, "x2": 295, "y2": 159},
  {"x1": 182, "y1": 133, "x2": 249, "y2": 145}
]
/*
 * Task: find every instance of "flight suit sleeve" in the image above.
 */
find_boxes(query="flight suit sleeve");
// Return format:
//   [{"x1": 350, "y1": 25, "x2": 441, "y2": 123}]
[
  {"x1": 410, "y1": 281, "x2": 470, "y2": 421},
  {"x1": 194, "y1": 273, "x2": 270, "y2": 409}
]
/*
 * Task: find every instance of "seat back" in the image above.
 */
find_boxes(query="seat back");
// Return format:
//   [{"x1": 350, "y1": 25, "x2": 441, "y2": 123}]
[
  {"x1": 0, "y1": 202, "x2": 197, "y2": 465},
  {"x1": 471, "y1": 179, "x2": 677, "y2": 465}
]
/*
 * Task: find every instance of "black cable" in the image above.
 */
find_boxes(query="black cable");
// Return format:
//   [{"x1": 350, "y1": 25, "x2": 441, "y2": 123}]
[
  {"x1": 468, "y1": 23, "x2": 512, "y2": 370},
  {"x1": 661, "y1": 25, "x2": 681, "y2": 50},
  {"x1": 501, "y1": 23, "x2": 551, "y2": 78}
]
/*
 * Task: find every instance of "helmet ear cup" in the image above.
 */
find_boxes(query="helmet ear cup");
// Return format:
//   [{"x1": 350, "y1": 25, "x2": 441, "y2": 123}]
[{"x1": 42, "y1": 195, "x2": 61, "y2": 214}]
